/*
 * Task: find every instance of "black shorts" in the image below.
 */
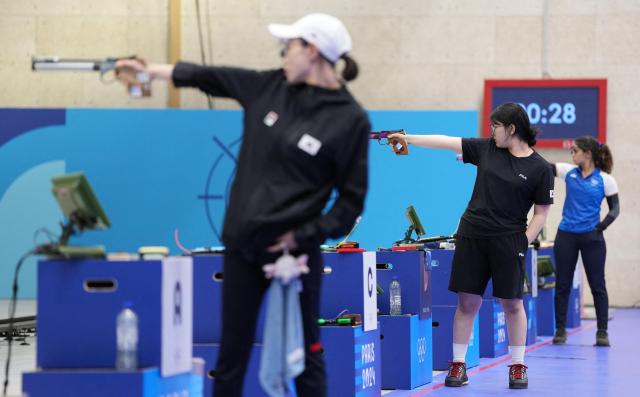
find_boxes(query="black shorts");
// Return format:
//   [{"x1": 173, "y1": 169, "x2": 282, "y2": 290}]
[{"x1": 449, "y1": 233, "x2": 528, "y2": 299}]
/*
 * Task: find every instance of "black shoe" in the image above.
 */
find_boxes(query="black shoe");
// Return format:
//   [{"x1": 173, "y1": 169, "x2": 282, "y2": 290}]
[
  {"x1": 595, "y1": 329, "x2": 610, "y2": 347},
  {"x1": 445, "y1": 362, "x2": 469, "y2": 387},
  {"x1": 552, "y1": 328, "x2": 567, "y2": 344},
  {"x1": 509, "y1": 364, "x2": 528, "y2": 389}
]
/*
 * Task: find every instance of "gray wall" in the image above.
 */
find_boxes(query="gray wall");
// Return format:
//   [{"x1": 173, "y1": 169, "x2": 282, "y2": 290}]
[{"x1": 1, "y1": 0, "x2": 638, "y2": 306}]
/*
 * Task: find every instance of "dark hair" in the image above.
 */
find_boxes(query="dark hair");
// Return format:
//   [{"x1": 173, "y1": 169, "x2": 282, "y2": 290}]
[
  {"x1": 490, "y1": 102, "x2": 538, "y2": 147},
  {"x1": 574, "y1": 135, "x2": 613, "y2": 173},
  {"x1": 340, "y1": 54, "x2": 359, "y2": 82}
]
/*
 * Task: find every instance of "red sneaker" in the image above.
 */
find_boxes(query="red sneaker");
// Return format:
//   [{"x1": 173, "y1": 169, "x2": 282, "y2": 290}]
[
  {"x1": 445, "y1": 362, "x2": 469, "y2": 387},
  {"x1": 509, "y1": 363, "x2": 528, "y2": 389}
]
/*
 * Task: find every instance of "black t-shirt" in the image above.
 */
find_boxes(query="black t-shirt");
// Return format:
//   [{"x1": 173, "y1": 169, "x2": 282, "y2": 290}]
[{"x1": 457, "y1": 138, "x2": 554, "y2": 238}]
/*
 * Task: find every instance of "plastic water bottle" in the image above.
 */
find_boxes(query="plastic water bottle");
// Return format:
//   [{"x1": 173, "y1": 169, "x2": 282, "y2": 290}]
[
  {"x1": 389, "y1": 279, "x2": 402, "y2": 315},
  {"x1": 116, "y1": 301, "x2": 138, "y2": 370}
]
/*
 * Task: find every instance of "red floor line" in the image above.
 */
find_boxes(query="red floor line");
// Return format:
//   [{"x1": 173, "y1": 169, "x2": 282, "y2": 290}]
[{"x1": 396, "y1": 321, "x2": 596, "y2": 397}]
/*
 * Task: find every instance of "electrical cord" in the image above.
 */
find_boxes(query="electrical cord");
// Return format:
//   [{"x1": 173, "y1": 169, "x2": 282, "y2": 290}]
[
  {"x1": 2, "y1": 249, "x2": 36, "y2": 397},
  {"x1": 33, "y1": 227, "x2": 57, "y2": 247}
]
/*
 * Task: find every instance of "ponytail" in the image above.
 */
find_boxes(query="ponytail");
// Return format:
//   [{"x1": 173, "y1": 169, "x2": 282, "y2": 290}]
[
  {"x1": 574, "y1": 136, "x2": 614, "y2": 173},
  {"x1": 340, "y1": 54, "x2": 358, "y2": 82},
  {"x1": 597, "y1": 143, "x2": 613, "y2": 173}
]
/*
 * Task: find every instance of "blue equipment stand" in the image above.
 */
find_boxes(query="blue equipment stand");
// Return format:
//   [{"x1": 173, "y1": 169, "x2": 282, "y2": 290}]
[
  {"x1": 23, "y1": 367, "x2": 203, "y2": 397},
  {"x1": 479, "y1": 299, "x2": 508, "y2": 358},
  {"x1": 379, "y1": 315, "x2": 432, "y2": 389},
  {"x1": 36, "y1": 257, "x2": 193, "y2": 374},
  {"x1": 432, "y1": 306, "x2": 480, "y2": 370},
  {"x1": 320, "y1": 325, "x2": 382, "y2": 397},
  {"x1": 375, "y1": 250, "x2": 431, "y2": 319},
  {"x1": 374, "y1": 250, "x2": 433, "y2": 389}
]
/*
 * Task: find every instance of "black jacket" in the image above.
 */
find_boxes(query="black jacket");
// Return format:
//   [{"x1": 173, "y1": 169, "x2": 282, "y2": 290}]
[{"x1": 173, "y1": 63, "x2": 370, "y2": 257}]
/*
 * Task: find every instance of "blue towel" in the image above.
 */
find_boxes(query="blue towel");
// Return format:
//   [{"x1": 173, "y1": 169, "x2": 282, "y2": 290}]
[{"x1": 259, "y1": 278, "x2": 305, "y2": 397}]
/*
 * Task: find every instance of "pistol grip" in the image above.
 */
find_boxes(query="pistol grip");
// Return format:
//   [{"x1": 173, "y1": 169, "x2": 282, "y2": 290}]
[{"x1": 390, "y1": 136, "x2": 409, "y2": 155}]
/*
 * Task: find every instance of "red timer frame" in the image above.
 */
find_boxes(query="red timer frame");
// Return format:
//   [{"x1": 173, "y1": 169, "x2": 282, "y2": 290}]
[{"x1": 482, "y1": 79, "x2": 607, "y2": 149}]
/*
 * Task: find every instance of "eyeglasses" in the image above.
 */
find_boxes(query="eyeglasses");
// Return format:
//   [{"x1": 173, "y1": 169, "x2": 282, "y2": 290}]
[{"x1": 489, "y1": 123, "x2": 504, "y2": 133}]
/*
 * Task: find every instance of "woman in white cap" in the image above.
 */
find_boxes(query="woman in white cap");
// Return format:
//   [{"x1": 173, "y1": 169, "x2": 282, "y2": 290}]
[{"x1": 116, "y1": 13, "x2": 369, "y2": 397}]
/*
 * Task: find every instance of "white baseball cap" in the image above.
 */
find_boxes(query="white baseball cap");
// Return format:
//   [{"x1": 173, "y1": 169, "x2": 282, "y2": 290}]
[{"x1": 268, "y1": 13, "x2": 352, "y2": 63}]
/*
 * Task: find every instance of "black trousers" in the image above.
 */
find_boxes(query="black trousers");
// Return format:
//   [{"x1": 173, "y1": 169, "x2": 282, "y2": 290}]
[
  {"x1": 213, "y1": 248, "x2": 326, "y2": 397},
  {"x1": 554, "y1": 229, "x2": 609, "y2": 331}
]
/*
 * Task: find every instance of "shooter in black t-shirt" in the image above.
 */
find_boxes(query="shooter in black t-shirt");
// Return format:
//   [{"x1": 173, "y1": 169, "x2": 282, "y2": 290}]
[{"x1": 389, "y1": 102, "x2": 554, "y2": 389}]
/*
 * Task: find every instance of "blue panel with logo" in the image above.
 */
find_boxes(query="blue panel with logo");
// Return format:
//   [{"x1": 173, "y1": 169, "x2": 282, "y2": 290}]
[
  {"x1": 376, "y1": 250, "x2": 431, "y2": 319},
  {"x1": 321, "y1": 325, "x2": 381, "y2": 397},
  {"x1": 379, "y1": 315, "x2": 432, "y2": 389},
  {"x1": 431, "y1": 306, "x2": 480, "y2": 370},
  {"x1": 479, "y1": 299, "x2": 509, "y2": 358},
  {"x1": 22, "y1": 367, "x2": 202, "y2": 397},
  {"x1": 0, "y1": 108, "x2": 477, "y2": 299},
  {"x1": 192, "y1": 254, "x2": 266, "y2": 343}
]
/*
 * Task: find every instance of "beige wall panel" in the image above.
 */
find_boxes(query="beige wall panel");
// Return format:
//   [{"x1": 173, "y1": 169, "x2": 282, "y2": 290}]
[
  {"x1": 400, "y1": 16, "x2": 495, "y2": 64},
  {"x1": 429, "y1": 0, "x2": 543, "y2": 16},
  {"x1": 595, "y1": 15, "x2": 640, "y2": 65},
  {"x1": 351, "y1": 63, "x2": 452, "y2": 109},
  {"x1": 595, "y1": 0, "x2": 640, "y2": 14},
  {"x1": 346, "y1": 0, "x2": 429, "y2": 17},
  {"x1": 208, "y1": 0, "x2": 261, "y2": 16},
  {"x1": 482, "y1": 64, "x2": 545, "y2": 80},
  {"x1": 549, "y1": 0, "x2": 599, "y2": 15},
  {"x1": 259, "y1": 0, "x2": 351, "y2": 18},
  {"x1": 0, "y1": 17, "x2": 36, "y2": 61},
  {"x1": 34, "y1": 73, "x2": 90, "y2": 107},
  {"x1": 35, "y1": 16, "x2": 128, "y2": 57},
  {"x1": 605, "y1": 65, "x2": 640, "y2": 115},
  {"x1": 128, "y1": 16, "x2": 169, "y2": 63},
  {"x1": 547, "y1": 15, "x2": 597, "y2": 65},
  {"x1": 3, "y1": 0, "x2": 130, "y2": 16},
  {"x1": 341, "y1": 17, "x2": 402, "y2": 64},
  {"x1": 129, "y1": 0, "x2": 169, "y2": 16},
  {"x1": 493, "y1": 16, "x2": 542, "y2": 65},
  {"x1": 0, "y1": 61, "x2": 41, "y2": 107},
  {"x1": 207, "y1": 17, "x2": 282, "y2": 64},
  {"x1": 179, "y1": 15, "x2": 280, "y2": 65}
]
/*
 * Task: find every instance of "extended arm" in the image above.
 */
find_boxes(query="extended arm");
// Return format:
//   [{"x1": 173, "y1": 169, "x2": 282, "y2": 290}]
[{"x1": 390, "y1": 133, "x2": 462, "y2": 153}]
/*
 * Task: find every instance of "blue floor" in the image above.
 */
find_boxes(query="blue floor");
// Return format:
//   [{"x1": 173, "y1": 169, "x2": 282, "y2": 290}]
[{"x1": 386, "y1": 308, "x2": 638, "y2": 397}]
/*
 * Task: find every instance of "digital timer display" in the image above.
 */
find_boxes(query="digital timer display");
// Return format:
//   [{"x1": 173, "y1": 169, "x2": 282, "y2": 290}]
[{"x1": 483, "y1": 80, "x2": 607, "y2": 148}]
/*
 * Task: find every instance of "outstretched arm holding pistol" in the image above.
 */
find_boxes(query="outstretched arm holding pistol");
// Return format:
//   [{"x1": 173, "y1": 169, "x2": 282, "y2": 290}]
[{"x1": 385, "y1": 131, "x2": 463, "y2": 154}]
